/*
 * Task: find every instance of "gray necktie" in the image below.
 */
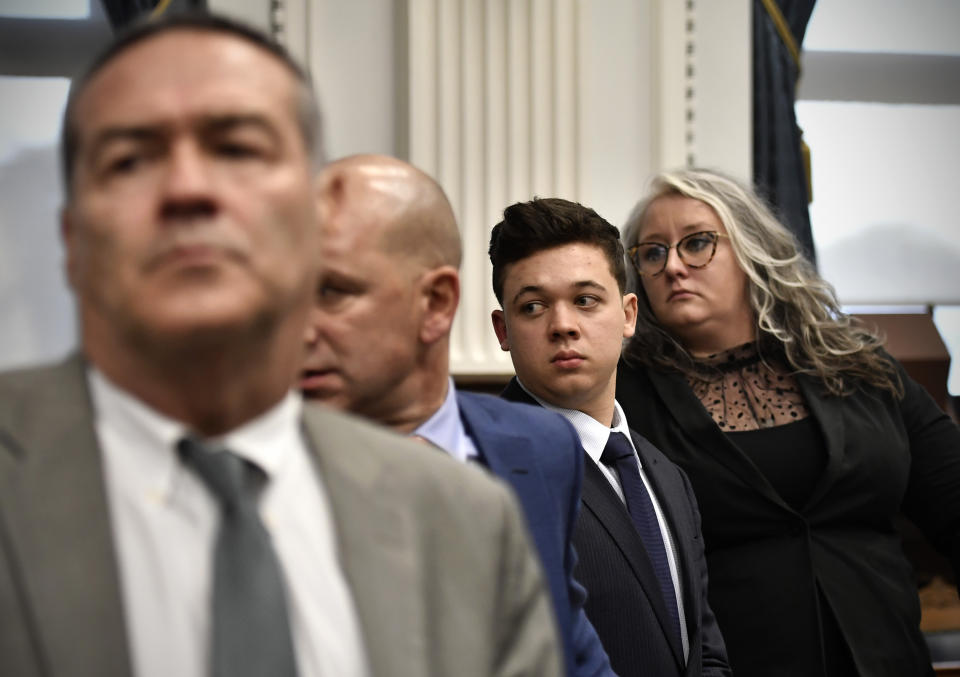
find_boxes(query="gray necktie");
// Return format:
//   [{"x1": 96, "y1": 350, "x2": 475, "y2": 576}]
[{"x1": 177, "y1": 437, "x2": 299, "y2": 677}]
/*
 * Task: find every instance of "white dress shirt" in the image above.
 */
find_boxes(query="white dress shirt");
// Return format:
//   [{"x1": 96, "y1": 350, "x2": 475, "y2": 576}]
[
  {"x1": 519, "y1": 381, "x2": 690, "y2": 661},
  {"x1": 90, "y1": 368, "x2": 369, "y2": 677}
]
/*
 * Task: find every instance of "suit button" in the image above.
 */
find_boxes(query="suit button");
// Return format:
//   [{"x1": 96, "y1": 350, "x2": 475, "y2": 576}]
[{"x1": 790, "y1": 520, "x2": 806, "y2": 537}]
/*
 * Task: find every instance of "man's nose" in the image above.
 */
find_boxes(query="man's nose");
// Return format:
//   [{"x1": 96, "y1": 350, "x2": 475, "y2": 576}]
[
  {"x1": 549, "y1": 305, "x2": 580, "y2": 339},
  {"x1": 303, "y1": 305, "x2": 325, "y2": 347},
  {"x1": 303, "y1": 320, "x2": 319, "y2": 347},
  {"x1": 159, "y1": 141, "x2": 217, "y2": 219}
]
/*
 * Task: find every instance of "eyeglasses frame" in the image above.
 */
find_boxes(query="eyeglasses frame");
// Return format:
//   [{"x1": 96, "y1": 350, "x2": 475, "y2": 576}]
[{"x1": 627, "y1": 230, "x2": 729, "y2": 278}]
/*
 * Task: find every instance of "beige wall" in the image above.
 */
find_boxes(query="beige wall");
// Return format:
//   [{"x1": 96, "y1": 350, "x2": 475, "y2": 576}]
[{"x1": 225, "y1": 0, "x2": 751, "y2": 375}]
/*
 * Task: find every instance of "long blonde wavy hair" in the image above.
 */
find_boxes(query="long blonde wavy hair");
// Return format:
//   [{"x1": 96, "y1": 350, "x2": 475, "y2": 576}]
[{"x1": 621, "y1": 168, "x2": 902, "y2": 398}]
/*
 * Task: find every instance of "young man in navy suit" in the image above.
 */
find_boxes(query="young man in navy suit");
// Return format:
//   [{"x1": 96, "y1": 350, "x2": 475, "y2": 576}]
[
  {"x1": 490, "y1": 198, "x2": 731, "y2": 677},
  {"x1": 300, "y1": 154, "x2": 614, "y2": 677}
]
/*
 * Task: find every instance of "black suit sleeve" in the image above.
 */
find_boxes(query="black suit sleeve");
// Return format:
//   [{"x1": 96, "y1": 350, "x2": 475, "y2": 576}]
[{"x1": 897, "y1": 362, "x2": 960, "y2": 578}]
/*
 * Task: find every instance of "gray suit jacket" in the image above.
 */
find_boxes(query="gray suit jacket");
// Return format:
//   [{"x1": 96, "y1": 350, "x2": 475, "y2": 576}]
[{"x1": 0, "y1": 356, "x2": 562, "y2": 677}]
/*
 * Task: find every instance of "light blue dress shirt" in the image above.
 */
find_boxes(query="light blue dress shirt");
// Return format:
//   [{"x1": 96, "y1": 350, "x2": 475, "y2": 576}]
[{"x1": 412, "y1": 377, "x2": 480, "y2": 463}]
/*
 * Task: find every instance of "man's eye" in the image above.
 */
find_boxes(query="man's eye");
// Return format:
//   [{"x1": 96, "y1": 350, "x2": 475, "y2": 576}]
[
  {"x1": 574, "y1": 296, "x2": 598, "y2": 308},
  {"x1": 520, "y1": 301, "x2": 544, "y2": 315},
  {"x1": 317, "y1": 285, "x2": 345, "y2": 302},
  {"x1": 105, "y1": 153, "x2": 143, "y2": 175},
  {"x1": 217, "y1": 142, "x2": 261, "y2": 159}
]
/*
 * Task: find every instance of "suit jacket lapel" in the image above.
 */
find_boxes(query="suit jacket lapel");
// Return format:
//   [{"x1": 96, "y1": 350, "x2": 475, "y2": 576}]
[
  {"x1": 0, "y1": 355, "x2": 132, "y2": 677},
  {"x1": 580, "y1": 458, "x2": 684, "y2": 664},
  {"x1": 500, "y1": 377, "x2": 536, "y2": 407},
  {"x1": 458, "y1": 390, "x2": 527, "y2": 475},
  {"x1": 796, "y1": 374, "x2": 846, "y2": 509},
  {"x1": 456, "y1": 394, "x2": 548, "y2": 530},
  {"x1": 301, "y1": 407, "x2": 425, "y2": 677}
]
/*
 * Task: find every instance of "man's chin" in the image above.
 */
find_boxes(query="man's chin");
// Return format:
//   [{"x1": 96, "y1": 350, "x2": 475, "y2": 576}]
[
  {"x1": 537, "y1": 375, "x2": 594, "y2": 409},
  {"x1": 155, "y1": 313, "x2": 263, "y2": 340},
  {"x1": 120, "y1": 303, "x2": 278, "y2": 358}
]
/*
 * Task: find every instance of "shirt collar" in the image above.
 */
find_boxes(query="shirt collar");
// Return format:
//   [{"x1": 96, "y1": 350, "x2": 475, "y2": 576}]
[
  {"x1": 218, "y1": 390, "x2": 304, "y2": 479},
  {"x1": 88, "y1": 366, "x2": 303, "y2": 480},
  {"x1": 516, "y1": 378, "x2": 636, "y2": 465},
  {"x1": 89, "y1": 366, "x2": 186, "y2": 454},
  {"x1": 413, "y1": 377, "x2": 477, "y2": 462}
]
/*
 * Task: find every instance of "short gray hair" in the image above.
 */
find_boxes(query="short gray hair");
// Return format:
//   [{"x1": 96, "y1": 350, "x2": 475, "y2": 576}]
[{"x1": 60, "y1": 11, "x2": 324, "y2": 198}]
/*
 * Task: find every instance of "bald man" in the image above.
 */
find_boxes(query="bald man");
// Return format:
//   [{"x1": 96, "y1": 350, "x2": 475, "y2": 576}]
[{"x1": 301, "y1": 154, "x2": 615, "y2": 677}]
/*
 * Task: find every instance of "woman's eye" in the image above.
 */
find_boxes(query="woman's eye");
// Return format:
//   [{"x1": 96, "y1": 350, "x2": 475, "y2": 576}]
[
  {"x1": 683, "y1": 234, "x2": 714, "y2": 253},
  {"x1": 641, "y1": 245, "x2": 666, "y2": 263}
]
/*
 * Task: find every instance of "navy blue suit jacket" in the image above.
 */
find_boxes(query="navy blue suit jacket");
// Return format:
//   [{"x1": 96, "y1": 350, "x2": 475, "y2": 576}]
[
  {"x1": 500, "y1": 379, "x2": 730, "y2": 677},
  {"x1": 456, "y1": 390, "x2": 614, "y2": 677}
]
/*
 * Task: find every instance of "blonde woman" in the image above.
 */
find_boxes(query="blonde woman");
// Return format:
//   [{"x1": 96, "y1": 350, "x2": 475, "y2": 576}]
[{"x1": 616, "y1": 168, "x2": 960, "y2": 677}]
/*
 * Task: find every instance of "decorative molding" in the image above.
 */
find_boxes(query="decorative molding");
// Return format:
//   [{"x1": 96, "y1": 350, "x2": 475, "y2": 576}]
[
  {"x1": 405, "y1": 0, "x2": 582, "y2": 376},
  {"x1": 684, "y1": 0, "x2": 696, "y2": 167},
  {"x1": 269, "y1": 0, "x2": 285, "y2": 40},
  {"x1": 652, "y1": 0, "x2": 751, "y2": 178},
  {"x1": 651, "y1": 0, "x2": 687, "y2": 171}
]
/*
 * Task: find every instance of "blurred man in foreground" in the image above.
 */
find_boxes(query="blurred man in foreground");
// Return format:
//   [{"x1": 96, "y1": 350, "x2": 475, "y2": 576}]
[{"x1": 0, "y1": 15, "x2": 560, "y2": 677}]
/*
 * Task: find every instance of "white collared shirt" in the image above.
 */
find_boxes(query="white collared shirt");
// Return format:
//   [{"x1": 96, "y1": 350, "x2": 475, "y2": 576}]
[
  {"x1": 90, "y1": 368, "x2": 368, "y2": 677},
  {"x1": 519, "y1": 381, "x2": 690, "y2": 662}
]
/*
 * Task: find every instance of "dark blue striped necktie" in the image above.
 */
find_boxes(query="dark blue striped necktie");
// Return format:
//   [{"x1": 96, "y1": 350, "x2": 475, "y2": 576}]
[{"x1": 600, "y1": 431, "x2": 682, "y2": 647}]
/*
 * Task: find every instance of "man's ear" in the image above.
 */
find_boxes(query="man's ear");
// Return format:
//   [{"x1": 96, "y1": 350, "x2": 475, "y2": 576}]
[
  {"x1": 419, "y1": 266, "x2": 460, "y2": 344},
  {"x1": 491, "y1": 309, "x2": 510, "y2": 352},
  {"x1": 622, "y1": 292, "x2": 638, "y2": 339}
]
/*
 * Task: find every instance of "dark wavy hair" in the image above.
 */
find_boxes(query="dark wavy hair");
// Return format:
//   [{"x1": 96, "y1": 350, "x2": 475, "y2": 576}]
[{"x1": 488, "y1": 197, "x2": 626, "y2": 305}]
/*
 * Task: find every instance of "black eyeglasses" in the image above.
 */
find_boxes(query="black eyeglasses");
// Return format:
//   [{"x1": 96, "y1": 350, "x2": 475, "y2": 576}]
[{"x1": 627, "y1": 231, "x2": 727, "y2": 278}]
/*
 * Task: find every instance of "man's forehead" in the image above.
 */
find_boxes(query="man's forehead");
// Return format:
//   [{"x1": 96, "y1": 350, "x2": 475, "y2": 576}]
[
  {"x1": 320, "y1": 214, "x2": 383, "y2": 262},
  {"x1": 505, "y1": 245, "x2": 616, "y2": 297},
  {"x1": 325, "y1": 170, "x2": 410, "y2": 229},
  {"x1": 509, "y1": 243, "x2": 610, "y2": 278},
  {"x1": 323, "y1": 179, "x2": 402, "y2": 243},
  {"x1": 75, "y1": 29, "x2": 296, "y2": 121}
]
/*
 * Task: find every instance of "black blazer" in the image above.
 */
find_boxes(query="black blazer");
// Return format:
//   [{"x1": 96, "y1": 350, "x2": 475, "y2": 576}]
[
  {"x1": 502, "y1": 378, "x2": 731, "y2": 677},
  {"x1": 616, "y1": 359, "x2": 960, "y2": 677}
]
